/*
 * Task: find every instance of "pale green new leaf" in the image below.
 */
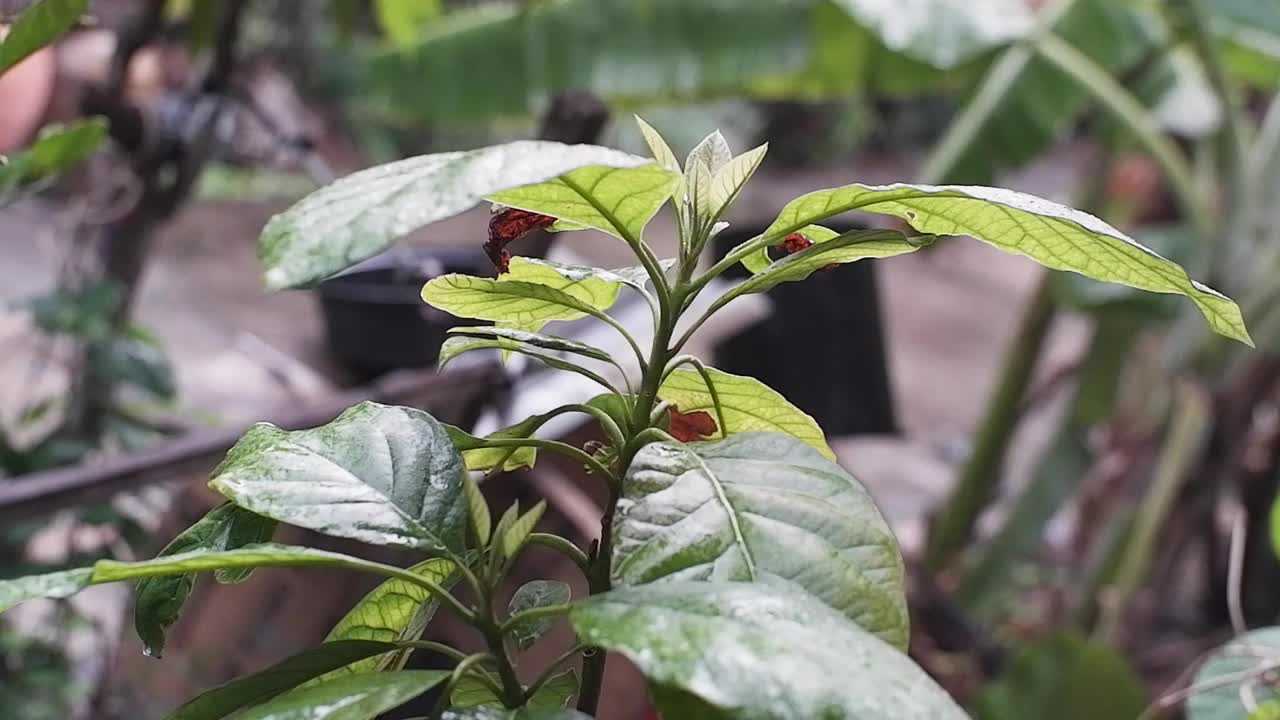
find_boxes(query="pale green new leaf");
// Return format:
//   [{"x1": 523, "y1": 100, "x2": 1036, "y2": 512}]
[
  {"x1": 760, "y1": 183, "x2": 1251, "y2": 344},
  {"x1": 488, "y1": 162, "x2": 678, "y2": 241},
  {"x1": 164, "y1": 640, "x2": 401, "y2": 720},
  {"x1": 659, "y1": 367, "x2": 834, "y2": 459},
  {"x1": 209, "y1": 402, "x2": 467, "y2": 553},
  {"x1": 375, "y1": 0, "x2": 443, "y2": 47},
  {"x1": 501, "y1": 500, "x2": 546, "y2": 559},
  {"x1": 463, "y1": 476, "x2": 491, "y2": 546},
  {"x1": 445, "y1": 419, "x2": 540, "y2": 473},
  {"x1": 635, "y1": 116, "x2": 681, "y2": 173},
  {"x1": 323, "y1": 558, "x2": 458, "y2": 676},
  {"x1": 686, "y1": 130, "x2": 733, "y2": 175},
  {"x1": 570, "y1": 582, "x2": 967, "y2": 719},
  {"x1": 1187, "y1": 628, "x2": 1280, "y2": 720},
  {"x1": 235, "y1": 670, "x2": 447, "y2": 720},
  {"x1": 709, "y1": 143, "x2": 767, "y2": 219},
  {"x1": 1, "y1": 544, "x2": 416, "y2": 613},
  {"x1": 614, "y1": 433, "x2": 907, "y2": 648},
  {"x1": 507, "y1": 580, "x2": 572, "y2": 651},
  {"x1": 258, "y1": 141, "x2": 648, "y2": 289},
  {"x1": 422, "y1": 275, "x2": 616, "y2": 329},
  {"x1": 0, "y1": 0, "x2": 88, "y2": 75}
]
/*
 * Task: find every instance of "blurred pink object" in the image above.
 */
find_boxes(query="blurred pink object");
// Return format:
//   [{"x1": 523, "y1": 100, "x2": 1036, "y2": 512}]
[{"x1": 0, "y1": 47, "x2": 56, "y2": 152}]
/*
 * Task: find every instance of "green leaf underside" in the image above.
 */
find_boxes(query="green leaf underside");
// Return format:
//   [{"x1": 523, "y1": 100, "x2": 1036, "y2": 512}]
[
  {"x1": 135, "y1": 504, "x2": 276, "y2": 657},
  {"x1": 235, "y1": 670, "x2": 447, "y2": 720},
  {"x1": 613, "y1": 432, "x2": 907, "y2": 649},
  {"x1": 570, "y1": 582, "x2": 967, "y2": 719},
  {"x1": 659, "y1": 367, "x2": 834, "y2": 460},
  {"x1": 422, "y1": 276, "x2": 615, "y2": 329},
  {"x1": 508, "y1": 580, "x2": 572, "y2": 650},
  {"x1": 0, "y1": 0, "x2": 89, "y2": 76},
  {"x1": 258, "y1": 141, "x2": 649, "y2": 290},
  {"x1": 757, "y1": 183, "x2": 1250, "y2": 344},
  {"x1": 1, "y1": 544, "x2": 411, "y2": 612},
  {"x1": 209, "y1": 402, "x2": 466, "y2": 553},
  {"x1": 446, "y1": 326, "x2": 613, "y2": 364},
  {"x1": 450, "y1": 669, "x2": 577, "y2": 709},
  {"x1": 488, "y1": 162, "x2": 678, "y2": 240},
  {"x1": 512, "y1": 256, "x2": 676, "y2": 299},
  {"x1": 731, "y1": 228, "x2": 932, "y2": 301},
  {"x1": 445, "y1": 420, "x2": 539, "y2": 473},
  {"x1": 1187, "y1": 628, "x2": 1280, "y2": 720},
  {"x1": 164, "y1": 640, "x2": 401, "y2": 720},
  {"x1": 438, "y1": 336, "x2": 616, "y2": 392},
  {"x1": 323, "y1": 558, "x2": 457, "y2": 676}
]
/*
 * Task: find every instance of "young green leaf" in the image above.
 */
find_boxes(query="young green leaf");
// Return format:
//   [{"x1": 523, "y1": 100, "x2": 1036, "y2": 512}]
[
  {"x1": 569, "y1": 582, "x2": 968, "y2": 720},
  {"x1": 422, "y1": 276, "x2": 615, "y2": 329},
  {"x1": 754, "y1": 183, "x2": 1251, "y2": 344},
  {"x1": 487, "y1": 163, "x2": 678, "y2": 242},
  {"x1": 614, "y1": 432, "x2": 907, "y2": 649},
  {"x1": 162, "y1": 640, "x2": 400, "y2": 720},
  {"x1": 234, "y1": 670, "x2": 447, "y2": 720},
  {"x1": 0, "y1": 118, "x2": 107, "y2": 193},
  {"x1": 708, "y1": 143, "x2": 767, "y2": 220},
  {"x1": 659, "y1": 367, "x2": 834, "y2": 459},
  {"x1": 1187, "y1": 628, "x2": 1280, "y2": 720},
  {"x1": 209, "y1": 402, "x2": 467, "y2": 553},
  {"x1": 445, "y1": 421, "x2": 539, "y2": 473},
  {"x1": 450, "y1": 668, "x2": 578, "y2": 709},
  {"x1": 2, "y1": 544, "x2": 422, "y2": 612},
  {"x1": 487, "y1": 503, "x2": 521, "y2": 575},
  {"x1": 507, "y1": 580, "x2": 572, "y2": 650},
  {"x1": 634, "y1": 116, "x2": 681, "y2": 173},
  {"x1": 259, "y1": 142, "x2": 650, "y2": 290},
  {"x1": 686, "y1": 130, "x2": 733, "y2": 175},
  {"x1": 135, "y1": 504, "x2": 276, "y2": 657},
  {"x1": 501, "y1": 500, "x2": 547, "y2": 560},
  {"x1": 463, "y1": 476, "x2": 492, "y2": 546},
  {"x1": 0, "y1": 0, "x2": 89, "y2": 75},
  {"x1": 323, "y1": 558, "x2": 458, "y2": 676}
]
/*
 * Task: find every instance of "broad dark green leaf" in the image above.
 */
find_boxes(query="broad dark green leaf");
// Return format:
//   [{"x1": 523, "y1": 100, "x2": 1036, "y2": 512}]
[
  {"x1": 0, "y1": 0, "x2": 88, "y2": 75},
  {"x1": 445, "y1": 420, "x2": 539, "y2": 473},
  {"x1": 659, "y1": 367, "x2": 834, "y2": 460},
  {"x1": 323, "y1": 558, "x2": 458, "y2": 676},
  {"x1": 258, "y1": 142, "x2": 648, "y2": 290},
  {"x1": 235, "y1": 669, "x2": 447, "y2": 720},
  {"x1": 164, "y1": 640, "x2": 399, "y2": 720},
  {"x1": 88, "y1": 332, "x2": 177, "y2": 400},
  {"x1": 755, "y1": 182, "x2": 1250, "y2": 344},
  {"x1": 1187, "y1": 628, "x2": 1280, "y2": 720},
  {"x1": 507, "y1": 580, "x2": 572, "y2": 650},
  {"x1": 730, "y1": 228, "x2": 932, "y2": 301},
  {"x1": 488, "y1": 163, "x2": 677, "y2": 241},
  {"x1": 614, "y1": 432, "x2": 907, "y2": 648},
  {"x1": 135, "y1": 504, "x2": 276, "y2": 657},
  {"x1": 1, "y1": 544, "x2": 409, "y2": 612},
  {"x1": 973, "y1": 632, "x2": 1145, "y2": 720},
  {"x1": 209, "y1": 402, "x2": 467, "y2": 553},
  {"x1": 0, "y1": 118, "x2": 106, "y2": 192},
  {"x1": 570, "y1": 582, "x2": 967, "y2": 719}
]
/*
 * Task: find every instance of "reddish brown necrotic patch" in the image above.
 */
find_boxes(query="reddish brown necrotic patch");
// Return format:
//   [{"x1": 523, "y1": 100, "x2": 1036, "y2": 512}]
[
  {"x1": 668, "y1": 407, "x2": 718, "y2": 443},
  {"x1": 484, "y1": 207, "x2": 556, "y2": 274}
]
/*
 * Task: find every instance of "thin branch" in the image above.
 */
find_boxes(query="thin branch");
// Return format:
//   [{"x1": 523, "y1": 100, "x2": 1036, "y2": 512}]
[{"x1": 1228, "y1": 503, "x2": 1249, "y2": 636}]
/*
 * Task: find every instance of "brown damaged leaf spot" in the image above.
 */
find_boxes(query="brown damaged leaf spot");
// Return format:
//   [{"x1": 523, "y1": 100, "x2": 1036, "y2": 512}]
[
  {"x1": 668, "y1": 407, "x2": 718, "y2": 443},
  {"x1": 485, "y1": 206, "x2": 557, "y2": 274}
]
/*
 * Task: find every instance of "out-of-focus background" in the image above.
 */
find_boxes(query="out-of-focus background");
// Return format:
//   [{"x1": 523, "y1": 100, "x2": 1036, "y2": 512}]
[{"x1": 0, "y1": 0, "x2": 1278, "y2": 718}]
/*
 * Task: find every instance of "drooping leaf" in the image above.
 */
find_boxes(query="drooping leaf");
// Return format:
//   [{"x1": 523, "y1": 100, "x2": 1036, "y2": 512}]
[
  {"x1": 323, "y1": 558, "x2": 458, "y2": 676},
  {"x1": 570, "y1": 582, "x2": 967, "y2": 719},
  {"x1": 445, "y1": 420, "x2": 539, "y2": 473},
  {"x1": 507, "y1": 580, "x2": 572, "y2": 651},
  {"x1": 500, "y1": 501, "x2": 546, "y2": 560},
  {"x1": 658, "y1": 367, "x2": 834, "y2": 460},
  {"x1": 445, "y1": 326, "x2": 614, "y2": 365},
  {"x1": 1, "y1": 544, "x2": 418, "y2": 612},
  {"x1": 258, "y1": 141, "x2": 648, "y2": 290},
  {"x1": 163, "y1": 640, "x2": 400, "y2": 720},
  {"x1": 0, "y1": 118, "x2": 107, "y2": 192},
  {"x1": 487, "y1": 163, "x2": 678, "y2": 241},
  {"x1": 973, "y1": 632, "x2": 1145, "y2": 720},
  {"x1": 1187, "y1": 628, "x2": 1280, "y2": 720},
  {"x1": 439, "y1": 336, "x2": 617, "y2": 393},
  {"x1": 756, "y1": 182, "x2": 1250, "y2": 344},
  {"x1": 463, "y1": 477, "x2": 492, "y2": 546},
  {"x1": 234, "y1": 670, "x2": 447, "y2": 720},
  {"x1": 0, "y1": 0, "x2": 88, "y2": 75},
  {"x1": 209, "y1": 402, "x2": 467, "y2": 553},
  {"x1": 730, "y1": 228, "x2": 932, "y2": 302},
  {"x1": 135, "y1": 504, "x2": 276, "y2": 657},
  {"x1": 829, "y1": 0, "x2": 1031, "y2": 69},
  {"x1": 613, "y1": 432, "x2": 907, "y2": 649}
]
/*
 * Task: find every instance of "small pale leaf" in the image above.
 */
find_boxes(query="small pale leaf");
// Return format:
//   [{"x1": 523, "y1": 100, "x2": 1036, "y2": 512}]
[
  {"x1": 507, "y1": 580, "x2": 572, "y2": 650},
  {"x1": 501, "y1": 500, "x2": 546, "y2": 559},
  {"x1": 464, "y1": 476, "x2": 492, "y2": 545}
]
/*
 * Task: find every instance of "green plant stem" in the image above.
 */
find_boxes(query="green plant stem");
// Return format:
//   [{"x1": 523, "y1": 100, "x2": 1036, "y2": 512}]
[
  {"x1": 398, "y1": 640, "x2": 474, "y2": 665},
  {"x1": 525, "y1": 644, "x2": 586, "y2": 702},
  {"x1": 925, "y1": 272, "x2": 1057, "y2": 571},
  {"x1": 470, "y1": 437, "x2": 616, "y2": 484},
  {"x1": 526, "y1": 532, "x2": 590, "y2": 575},
  {"x1": 499, "y1": 604, "x2": 572, "y2": 636},
  {"x1": 479, "y1": 591, "x2": 526, "y2": 708},
  {"x1": 1095, "y1": 381, "x2": 1210, "y2": 644},
  {"x1": 1032, "y1": 32, "x2": 1213, "y2": 249}
]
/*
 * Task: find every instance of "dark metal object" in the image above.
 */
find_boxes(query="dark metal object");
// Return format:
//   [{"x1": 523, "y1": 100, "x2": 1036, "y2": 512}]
[{"x1": 712, "y1": 220, "x2": 898, "y2": 436}]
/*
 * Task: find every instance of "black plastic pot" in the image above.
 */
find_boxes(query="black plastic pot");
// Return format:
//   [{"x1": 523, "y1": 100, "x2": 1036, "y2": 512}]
[
  {"x1": 316, "y1": 248, "x2": 489, "y2": 381},
  {"x1": 712, "y1": 220, "x2": 897, "y2": 436}
]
